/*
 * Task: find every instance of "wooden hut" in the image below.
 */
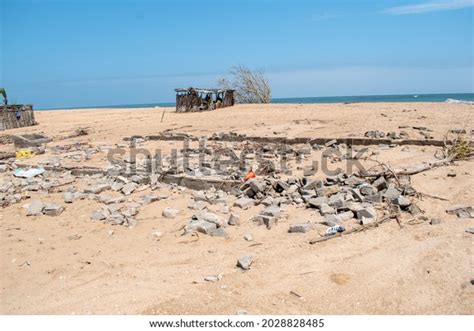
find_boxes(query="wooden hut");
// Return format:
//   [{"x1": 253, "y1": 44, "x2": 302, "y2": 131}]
[
  {"x1": 175, "y1": 88, "x2": 234, "y2": 112},
  {"x1": 0, "y1": 104, "x2": 37, "y2": 131}
]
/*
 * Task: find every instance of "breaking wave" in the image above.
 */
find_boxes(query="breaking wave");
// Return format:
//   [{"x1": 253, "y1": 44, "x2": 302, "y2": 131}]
[{"x1": 445, "y1": 98, "x2": 474, "y2": 105}]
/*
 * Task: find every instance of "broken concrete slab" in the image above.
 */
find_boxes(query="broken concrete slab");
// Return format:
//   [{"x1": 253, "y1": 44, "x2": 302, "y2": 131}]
[
  {"x1": 63, "y1": 192, "x2": 74, "y2": 203},
  {"x1": 356, "y1": 206, "x2": 377, "y2": 220},
  {"x1": 372, "y1": 177, "x2": 388, "y2": 190},
  {"x1": 261, "y1": 205, "x2": 281, "y2": 218},
  {"x1": 228, "y1": 213, "x2": 240, "y2": 226},
  {"x1": 316, "y1": 185, "x2": 340, "y2": 197},
  {"x1": 234, "y1": 197, "x2": 254, "y2": 210},
  {"x1": 394, "y1": 196, "x2": 411, "y2": 208},
  {"x1": 198, "y1": 212, "x2": 226, "y2": 228},
  {"x1": 186, "y1": 219, "x2": 217, "y2": 235},
  {"x1": 383, "y1": 186, "x2": 401, "y2": 201},
  {"x1": 84, "y1": 184, "x2": 110, "y2": 194},
  {"x1": 121, "y1": 182, "x2": 138, "y2": 195},
  {"x1": 25, "y1": 200, "x2": 44, "y2": 216},
  {"x1": 308, "y1": 196, "x2": 328, "y2": 208},
  {"x1": 288, "y1": 223, "x2": 312, "y2": 233},
  {"x1": 320, "y1": 203, "x2": 336, "y2": 216},
  {"x1": 43, "y1": 203, "x2": 64, "y2": 216},
  {"x1": 188, "y1": 200, "x2": 208, "y2": 211}
]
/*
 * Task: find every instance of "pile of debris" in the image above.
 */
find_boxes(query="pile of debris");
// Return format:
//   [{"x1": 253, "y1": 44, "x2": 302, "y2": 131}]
[{"x1": 232, "y1": 172, "x2": 419, "y2": 234}]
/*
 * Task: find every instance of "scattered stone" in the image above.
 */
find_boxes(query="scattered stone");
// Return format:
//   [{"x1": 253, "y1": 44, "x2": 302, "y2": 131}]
[
  {"x1": 383, "y1": 186, "x2": 401, "y2": 201},
  {"x1": 188, "y1": 200, "x2": 208, "y2": 210},
  {"x1": 26, "y1": 200, "x2": 44, "y2": 216},
  {"x1": 372, "y1": 177, "x2": 388, "y2": 190},
  {"x1": 204, "y1": 275, "x2": 219, "y2": 282},
  {"x1": 361, "y1": 216, "x2": 375, "y2": 225},
  {"x1": 394, "y1": 196, "x2": 411, "y2": 208},
  {"x1": 162, "y1": 207, "x2": 179, "y2": 219},
  {"x1": 319, "y1": 203, "x2": 335, "y2": 216},
  {"x1": 364, "y1": 192, "x2": 383, "y2": 203},
  {"x1": 121, "y1": 182, "x2": 138, "y2": 195},
  {"x1": 465, "y1": 227, "x2": 474, "y2": 234},
  {"x1": 308, "y1": 196, "x2": 328, "y2": 208},
  {"x1": 328, "y1": 194, "x2": 345, "y2": 208},
  {"x1": 359, "y1": 184, "x2": 377, "y2": 196},
  {"x1": 261, "y1": 205, "x2": 281, "y2": 217},
  {"x1": 43, "y1": 203, "x2": 64, "y2": 216},
  {"x1": 288, "y1": 223, "x2": 312, "y2": 233},
  {"x1": 447, "y1": 170, "x2": 456, "y2": 177},
  {"x1": 228, "y1": 213, "x2": 240, "y2": 226},
  {"x1": 198, "y1": 212, "x2": 226, "y2": 227},
  {"x1": 209, "y1": 227, "x2": 229, "y2": 238},
  {"x1": 63, "y1": 192, "x2": 74, "y2": 203},
  {"x1": 446, "y1": 205, "x2": 473, "y2": 218},
  {"x1": 234, "y1": 197, "x2": 254, "y2": 209},
  {"x1": 316, "y1": 185, "x2": 340, "y2": 197},
  {"x1": 430, "y1": 218, "x2": 441, "y2": 225},
  {"x1": 141, "y1": 194, "x2": 159, "y2": 204},
  {"x1": 356, "y1": 206, "x2": 377, "y2": 220},
  {"x1": 322, "y1": 214, "x2": 341, "y2": 227},
  {"x1": 186, "y1": 219, "x2": 217, "y2": 235},
  {"x1": 336, "y1": 210, "x2": 354, "y2": 222},
  {"x1": 409, "y1": 203, "x2": 422, "y2": 215},
  {"x1": 91, "y1": 210, "x2": 107, "y2": 221},
  {"x1": 243, "y1": 234, "x2": 253, "y2": 241},
  {"x1": 107, "y1": 229, "x2": 114, "y2": 236},
  {"x1": 152, "y1": 231, "x2": 163, "y2": 239},
  {"x1": 84, "y1": 184, "x2": 110, "y2": 194},
  {"x1": 261, "y1": 196, "x2": 274, "y2": 206},
  {"x1": 248, "y1": 179, "x2": 265, "y2": 193},
  {"x1": 237, "y1": 255, "x2": 253, "y2": 270}
]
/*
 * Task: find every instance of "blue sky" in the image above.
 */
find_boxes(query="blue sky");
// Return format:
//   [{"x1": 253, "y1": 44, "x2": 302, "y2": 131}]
[{"x1": 1, "y1": 0, "x2": 473, "y2": 109}]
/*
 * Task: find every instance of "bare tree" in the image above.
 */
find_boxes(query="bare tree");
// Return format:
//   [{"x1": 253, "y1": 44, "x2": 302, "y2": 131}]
[{"x1": 218, "y1": 65, "x2": 271, "y2": 104}]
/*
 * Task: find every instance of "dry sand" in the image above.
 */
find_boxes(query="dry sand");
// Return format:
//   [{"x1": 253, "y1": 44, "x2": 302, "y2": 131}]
[{"x1": 0, "y1": 102, "x2": 473, "y2": 314}]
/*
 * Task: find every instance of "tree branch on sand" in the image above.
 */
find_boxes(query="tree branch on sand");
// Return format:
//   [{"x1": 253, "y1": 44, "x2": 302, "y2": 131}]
[
  {"x1": 359, "y1": 132, "x2": 473, "y2": 178},
  {"x1": 218, "y1": 65, "x2": 271, "y2": 104}
]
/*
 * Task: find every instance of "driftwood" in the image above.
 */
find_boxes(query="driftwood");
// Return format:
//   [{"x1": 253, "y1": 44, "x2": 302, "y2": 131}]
[
  {"x1": 360, "y1": 158, "x2": 452, "y2": 178},
  {"x1": 309, "y1": 215, "x2": 392, "y2": 244}
]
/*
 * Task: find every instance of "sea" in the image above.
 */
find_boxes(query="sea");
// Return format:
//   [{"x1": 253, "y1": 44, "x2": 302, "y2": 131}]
[{"x1": 41, "y1": 93, "x2": 474, "y2": 110}]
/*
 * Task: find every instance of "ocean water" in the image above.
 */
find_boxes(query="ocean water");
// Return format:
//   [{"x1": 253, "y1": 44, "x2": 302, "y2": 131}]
[
  {"x1": 272, "y1": 93, "x2": 474, "y2": 104},
  {"x1": 41, "y1": 93, "x2": 474, "y2": 110}
]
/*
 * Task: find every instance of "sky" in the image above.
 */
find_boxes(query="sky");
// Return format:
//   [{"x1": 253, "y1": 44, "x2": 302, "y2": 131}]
[{"x1": 1, "y1": 0, "x2": 473, "y2": 109}]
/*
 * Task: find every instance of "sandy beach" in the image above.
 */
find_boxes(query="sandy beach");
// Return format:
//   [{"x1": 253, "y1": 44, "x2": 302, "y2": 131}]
[{"x1": 0, "y1": 102, "x2": 473, "y2": 314}]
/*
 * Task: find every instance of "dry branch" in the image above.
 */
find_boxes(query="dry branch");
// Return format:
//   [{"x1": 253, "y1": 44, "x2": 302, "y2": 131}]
[{"x1": 218, "y1": 65, "x2": 271, "y2": 104}]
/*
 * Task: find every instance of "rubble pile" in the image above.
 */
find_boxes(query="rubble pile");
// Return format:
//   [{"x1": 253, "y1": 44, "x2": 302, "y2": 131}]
[{"x1": 233, "y1": 172, "x2": 420, "y2": 233}]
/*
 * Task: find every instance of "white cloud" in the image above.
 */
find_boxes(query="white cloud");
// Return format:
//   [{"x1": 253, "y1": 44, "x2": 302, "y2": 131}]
[{"x1": 384, "y1": 0, "x2": 474, "y2": 15}]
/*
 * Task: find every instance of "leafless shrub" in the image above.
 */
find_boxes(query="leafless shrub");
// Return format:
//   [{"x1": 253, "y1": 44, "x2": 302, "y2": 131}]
[
  {"x1": 439, "y1": 132, "x2": 473, "y2": 161},
  {"x1": 218, "y1": 65, "x2": 271, "y2": 104}
]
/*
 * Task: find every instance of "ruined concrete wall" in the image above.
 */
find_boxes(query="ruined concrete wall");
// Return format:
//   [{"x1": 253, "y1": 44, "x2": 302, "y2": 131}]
[{"x1": 0, "y1": 105, "x2": 37, "y2": 131}]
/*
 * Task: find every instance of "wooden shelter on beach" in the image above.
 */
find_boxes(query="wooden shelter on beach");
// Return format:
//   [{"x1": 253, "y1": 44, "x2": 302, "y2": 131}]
[
  {"x1": 0, "y1": 104, "x2": 37, "y2": 131},
  {"x1": 0, "y1": 88, "x2": 37, "y2": 131},
  {"x1": 175, "y1": 87, "x2": 235, "y2": 112}
]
